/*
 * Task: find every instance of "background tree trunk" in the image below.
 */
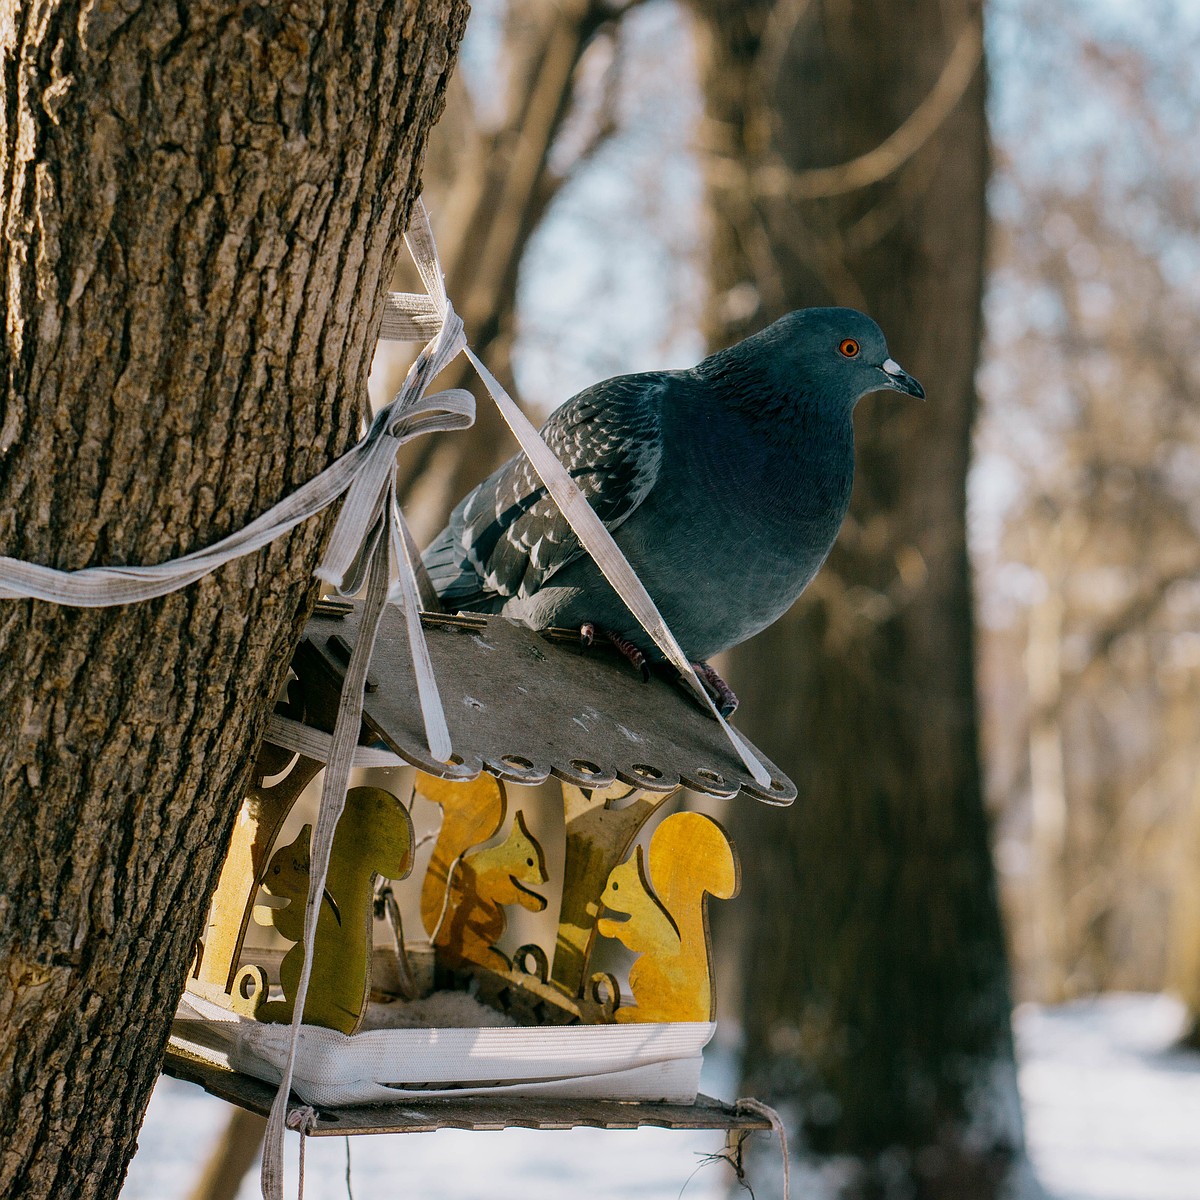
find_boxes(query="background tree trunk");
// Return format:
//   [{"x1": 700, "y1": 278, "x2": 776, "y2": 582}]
[
  {"x1": 685, "y1": 1, "x2": 1021, "y2": 1195},
  {"x1": 1023, "y1": 517, "x2": 1080, "y2": 1005},
  {"x1": 184, "y1": 1109, "x2": 268, "y2": 1200},
  {"x1": 0, "y1": 4, "x2": 465, "y2": 1197},
  {"x1": 396, "y1": 0, "x2": 638, "y2": 537}
]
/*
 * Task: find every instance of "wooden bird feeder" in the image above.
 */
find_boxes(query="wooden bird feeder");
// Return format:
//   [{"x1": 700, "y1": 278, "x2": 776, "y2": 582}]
[{"x1": 166, "y1": 597, "x2": 794, "y2": 1137}]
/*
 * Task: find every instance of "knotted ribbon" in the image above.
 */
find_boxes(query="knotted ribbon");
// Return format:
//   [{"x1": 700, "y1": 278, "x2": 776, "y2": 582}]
[
  {"x1": 258, "y1": 209, "x2": 476, "y2": 1200},
  {"x1": 0, "y1": 197, "x2": 774, "y2": 1200}
]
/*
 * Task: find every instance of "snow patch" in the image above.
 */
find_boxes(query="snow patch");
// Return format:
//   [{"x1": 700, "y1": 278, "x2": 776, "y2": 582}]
[
  {"x1": 356, "y1": 990, "x2": 518, "y2": 1030},
  {"x1": 1017, "y1": 994, "x2": 1200, "y2": 1200},
  {"x1": 123, "y1": 995, "x2": 1200, "y2": 1200}
]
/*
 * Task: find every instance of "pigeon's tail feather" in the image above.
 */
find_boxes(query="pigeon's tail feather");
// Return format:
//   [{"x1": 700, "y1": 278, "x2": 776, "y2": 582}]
[
  {"x1": 421, "y1": 374, "x2": 667, "y2": 621},
  {"x1": 421, "y1": 525, "x2": 497, "y2": 613}
]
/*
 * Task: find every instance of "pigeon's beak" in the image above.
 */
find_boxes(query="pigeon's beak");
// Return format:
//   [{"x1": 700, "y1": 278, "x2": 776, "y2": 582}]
[{"x1": 879, "y1": 358, "x2": 925, "y2": 400}]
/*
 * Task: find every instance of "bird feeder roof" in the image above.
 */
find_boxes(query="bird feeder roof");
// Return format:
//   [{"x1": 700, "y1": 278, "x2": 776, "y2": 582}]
[{"x1": 297, "y1": 600, "x2": 795, "y2": 805}]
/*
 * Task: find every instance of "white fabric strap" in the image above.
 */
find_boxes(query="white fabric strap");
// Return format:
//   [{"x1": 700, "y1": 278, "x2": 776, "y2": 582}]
[
  {"x1": 0, "y1": 195, "x2": 774, "y2": 1198},
  {"x1": 265, "y1": 713, "x2": 418, "y2": 770},
  {"x1": 261, "y1": 203, "x2": 471, "y2": 1200},
  {"x1": 379, "y1": 291, "x2": 441, "y2": 341},
  {"x1": 0, "y1": 391, "x2": 469, "y2": 612},
  {"x1": 262, "y1": 551, "x2": 392, "y2": 1200},
  {"x1": 0, "y1": 442, "x2": 367, "y2": 605}
]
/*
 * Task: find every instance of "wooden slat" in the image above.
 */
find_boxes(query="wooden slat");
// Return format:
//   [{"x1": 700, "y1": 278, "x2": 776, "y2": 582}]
[
  {"x1": 161, "y1": 1047, "x2": 771, "y2": 1136},
  {"x1": 295, "y1": 603, "x2": 796, "y2": 805}
]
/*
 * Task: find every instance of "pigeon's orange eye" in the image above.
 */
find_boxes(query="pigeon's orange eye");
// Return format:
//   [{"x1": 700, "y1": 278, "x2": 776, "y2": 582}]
[{"x1": 839, "y1": 338, "x2": 860, "y2": 358}]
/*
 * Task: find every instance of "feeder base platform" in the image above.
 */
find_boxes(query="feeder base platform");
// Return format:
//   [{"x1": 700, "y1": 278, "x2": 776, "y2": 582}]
[{"x1": 162, "y1": 1046, "x2": 771, "y2": 1136}]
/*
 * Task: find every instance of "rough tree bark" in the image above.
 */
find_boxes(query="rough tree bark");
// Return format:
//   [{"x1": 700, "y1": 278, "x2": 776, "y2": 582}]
[
  {"x1": 179, "y1": 6, "x2": 645, "y2": 1191},
  {"x1": 685, "y1": 1, "x2": 1022, "y2": 1196},
  {"x1": 0, "y1": 4, "x2": 466, "y2": 1197}
]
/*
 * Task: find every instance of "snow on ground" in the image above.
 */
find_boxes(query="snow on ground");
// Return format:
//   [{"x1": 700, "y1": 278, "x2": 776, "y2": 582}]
[
  {"x1": 1016, "y1": 994, "x2": 1200, "y2": 1200},
  {"x1": 123, "y1": 995, "x2": 1200, "y2": 1200},
  {"x1": 123, "y1": 1071, "x2": 743, "y2": 1200}
]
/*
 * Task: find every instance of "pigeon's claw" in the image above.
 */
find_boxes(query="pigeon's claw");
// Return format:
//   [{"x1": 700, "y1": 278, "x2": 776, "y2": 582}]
[
  {"x1": 578, "y1": 623, "x2": 651, "y2": 682},
  {"x1": 693, "y1": 661, "x2": 739, "y2": 717},
  {"x1": 605, "y1": 630, "x2": 651, "y2": 682}
]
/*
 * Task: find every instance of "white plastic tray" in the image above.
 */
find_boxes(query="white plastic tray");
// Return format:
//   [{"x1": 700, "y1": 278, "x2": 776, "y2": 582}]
[{"x1": 171, "y1": 992, "x2": 714, "y2": 1107}]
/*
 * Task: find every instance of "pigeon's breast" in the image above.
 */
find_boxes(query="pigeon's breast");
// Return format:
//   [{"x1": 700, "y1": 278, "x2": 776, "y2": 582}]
[
  {"x1": 498, "y1": 396, "x2": 855, "y2": 661},
  {"x1": 598, "y1": 406, "x2": 855, "y2": 658}
]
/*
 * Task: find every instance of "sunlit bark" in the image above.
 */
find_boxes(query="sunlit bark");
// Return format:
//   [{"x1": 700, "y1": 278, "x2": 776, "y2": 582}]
[{"x1": 0, "y1": 4, "x2": 465, "y2": 1196}]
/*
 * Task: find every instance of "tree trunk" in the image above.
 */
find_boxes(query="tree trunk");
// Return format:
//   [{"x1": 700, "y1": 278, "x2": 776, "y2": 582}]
[
  {"x1": 1166, "y1": 673, "x2": 1200, "y2": 1047},
  {"x1": 185, "y1": 1108, "x2": 267, "y2": 1200},
  {"x1": 1024, "y1": 525, "x2": 1073, "y2": 1004},
  {"x1": 0, "y1": 4, "x2": 465, "y2": 1197},
  {"x1": 685, "y1": 1, "x2": 1021, "y2": 1195}
]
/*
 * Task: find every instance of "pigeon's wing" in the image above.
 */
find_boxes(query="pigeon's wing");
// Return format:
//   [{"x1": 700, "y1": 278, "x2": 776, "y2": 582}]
[{"x1": 423, "y1": 373, "x2": 667, "y2": 610}]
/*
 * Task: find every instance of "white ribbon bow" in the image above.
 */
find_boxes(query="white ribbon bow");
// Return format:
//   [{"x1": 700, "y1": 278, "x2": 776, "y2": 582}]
[{"x1": 0, "y1": 197, "x2": 773, "y2": 1200}]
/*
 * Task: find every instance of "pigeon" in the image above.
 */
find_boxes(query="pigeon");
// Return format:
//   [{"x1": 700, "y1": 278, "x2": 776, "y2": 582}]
[{"x1": 422, "y1": 307, "x2": 924, "y2": 712}]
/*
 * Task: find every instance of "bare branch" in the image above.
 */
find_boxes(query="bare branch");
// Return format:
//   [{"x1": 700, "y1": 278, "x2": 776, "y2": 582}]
[{"x1": 753, "y1": 18, "x2": 982, "y2": 200}]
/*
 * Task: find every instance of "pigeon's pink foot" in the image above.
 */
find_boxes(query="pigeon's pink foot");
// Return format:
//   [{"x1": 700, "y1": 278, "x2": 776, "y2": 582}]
[
  {"x1": 693, "y1": 661, "x2": 738, "y2": 717},
  {"x1": 578, "y1": 624, "x2": 650, "y2": 682},
  {"x1": 607, "y1": 631, "x2": 651, "y2": 682}
]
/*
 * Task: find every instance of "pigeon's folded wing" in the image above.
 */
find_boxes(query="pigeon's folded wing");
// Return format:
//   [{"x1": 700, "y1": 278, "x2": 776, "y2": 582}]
[{"x1": 423, "y1": 374, "x2": 666, "y2": 610}]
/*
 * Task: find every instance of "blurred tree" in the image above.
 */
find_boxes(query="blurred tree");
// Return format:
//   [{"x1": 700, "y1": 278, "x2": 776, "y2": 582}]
[
  {"x1": 0, "y1": 4, "x2": 465, "y2": 1198},
  {"x1": 977, "y1": 3, "x2": 1200, "y2": 1022},
  {"x1": 395, "y1": 0, "x2": 656, "y2": 537},
  {"x1": 683, "y1": 1, "x2": 1023, "y2": 1196},
  {"x1": 184, "y1": 1109, "x2": 267, "y2": 1200}
]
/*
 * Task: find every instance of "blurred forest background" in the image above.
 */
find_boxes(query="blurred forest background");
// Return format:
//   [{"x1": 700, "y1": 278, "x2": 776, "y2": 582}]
[
  {"x1": 391, "y1": 0, "x2": 1200, "y2": 1023},
  {"x1": 175, "y1": 0, "x2": 1200, "y2": 1197},
  {"x1": 388, "y1": 0, "x2": 1200, "y2": 1194}
]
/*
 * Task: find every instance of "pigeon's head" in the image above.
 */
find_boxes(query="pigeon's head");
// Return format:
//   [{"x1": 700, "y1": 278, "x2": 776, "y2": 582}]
[{"x1": 762, "y1": 307, "x2": 926, "y2": 409}]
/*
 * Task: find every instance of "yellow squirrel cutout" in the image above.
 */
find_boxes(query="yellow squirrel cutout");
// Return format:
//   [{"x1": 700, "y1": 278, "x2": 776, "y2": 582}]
[
  {"x1": 596, "y1": 812, "x2": 739, "y2": 1023},
  {"x1": 414, "y1": 772, "x2": 547, "y2": 969},
  {"x1": 255, "y1": 785, "x2": 414, "y2": 1034},
  {"x1": 416, "y1": 772, "x2": 507, "y2": 937},
  {"x1": 437, "y1": 810, "x2": 548, "y2": 969}
]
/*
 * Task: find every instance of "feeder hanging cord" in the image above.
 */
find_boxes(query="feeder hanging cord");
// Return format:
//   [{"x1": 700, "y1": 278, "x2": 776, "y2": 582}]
[{"x1": 0, "y1": 197, "x2": 774, "y2": 1200}]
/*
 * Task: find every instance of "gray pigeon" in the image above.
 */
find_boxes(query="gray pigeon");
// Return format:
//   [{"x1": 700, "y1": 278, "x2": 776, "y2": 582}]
[{"x1": 423, "y1": 308, "x2": 923, "y2": 712}]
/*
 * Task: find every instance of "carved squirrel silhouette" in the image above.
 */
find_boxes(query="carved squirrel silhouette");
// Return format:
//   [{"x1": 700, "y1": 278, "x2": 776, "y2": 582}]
[
  {"x1": 596, "y1": 812, "x2": 738, "y2": 1022},
  {"x1": 256, "y1": 786, "x2": 413, "y2": 1033}
]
